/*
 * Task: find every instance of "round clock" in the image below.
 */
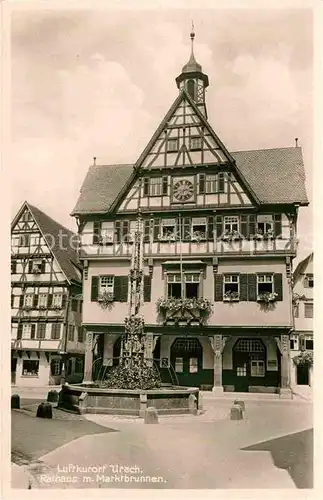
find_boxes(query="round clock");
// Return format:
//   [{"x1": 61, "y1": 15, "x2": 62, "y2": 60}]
[{"x1": 173, "y1": 179, "x2": 194, "y2": 202}]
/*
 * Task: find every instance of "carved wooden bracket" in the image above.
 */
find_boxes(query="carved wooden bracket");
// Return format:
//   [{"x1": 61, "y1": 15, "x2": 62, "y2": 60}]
[
  {"x1": 212, "y1": 257, "x2": 219, "y2": 275},
  {"x1": 274, "y1": 336, "x2": 282, "y2": 354},
  {"x1": 208, "y1": 334, "x2": 230, "y2": 354}
]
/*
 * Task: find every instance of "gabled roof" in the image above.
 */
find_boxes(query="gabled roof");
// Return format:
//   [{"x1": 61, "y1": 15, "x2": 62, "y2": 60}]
[
  {"x1": 12, "y1": 201, "x2": 82, "y2": 284},
  {"x1": 293, "y1": 252, "x2": 313, "y2": 282},
  {"x1": 71, "y1": 146, "x2": 309, "y2": 215}
]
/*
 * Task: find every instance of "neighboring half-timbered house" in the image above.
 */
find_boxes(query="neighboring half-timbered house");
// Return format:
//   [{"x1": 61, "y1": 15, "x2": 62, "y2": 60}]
[
  {"x1": 72, "y1": 32, "x2": 309, "y2": 396},
  {"x1": 11, "y1": 202, "x2": 84, "y2": 386}
]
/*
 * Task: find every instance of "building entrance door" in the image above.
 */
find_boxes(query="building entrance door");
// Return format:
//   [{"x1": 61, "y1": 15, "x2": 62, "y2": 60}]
[
  {"x1": 170, "y1": 338, "x2": 203, "y2": 387},
  {"x1": 232, "y1": 338, "x2": 266, "y2": 392},
  {"x1": 297, "y1": 364, "x2": 309, "y2": 385}
]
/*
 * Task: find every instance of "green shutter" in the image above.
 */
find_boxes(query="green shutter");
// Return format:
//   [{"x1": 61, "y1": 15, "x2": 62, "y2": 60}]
[
  {"x1": 214, "y1": 274, "x2": 223, "y2": 301},
  {"x1": 215, "y1": 215, "x2": 223, "y2": 240},
  {"x1": 33, "y1": 294, "x2": 38, "y2": 308},
  {"x1": 248, "y1": 215, "x2": 256, "y2": 238},
  {"x1": 62, "y1": 294, "x2": 67, "y2": 309},
  {"x1": 162, "y1": 176, "x2": 168, "y2": 195},
  {"x1": 153, "y1": 219, "x2": 160, "y2": 241},
  {"x1": 93, "y1": 221, "x2": 101, "y2": 244},
  {"x1": 114, "y1": 276, "x2": 128, "y2": 302},
  {"x1": 247, "y1": 274, "x2": 257, "y2": 301},
  {"x1": 274, "y1": 214, "x2": 282, "y2": 238},
  {"x1": 199, "y1": 174, "x2": 205, "y2": 194},
  {"x1": 31, "y1": 324, "x2": 36, "y2": 339},
  {"x1": 122, "y1": 220, "x2": 129, "y2": 242},
  {"x1": 91, "y1": 276, "x2": 99, "y2": 302},
  {"x1": 17, "y1": 323, "x2": 23, "y2": 340},
  {"x1": 182, "y1": 217, "x2": 191, "y2": 241},
  {"x1": 143, "y1": 219, "x2": 151, "y2": 242},
  {"x1": 143, "y1": 275, "x2": 152, "y2": 302},
  {"x1": 28, "y1": 260, "x2": 33, "y2": 273},
  {"x1": 48, "y1": 294, "x2": 53, "y2": 308},
  {"x1": 240, "y1": 215, "x2": 248, "y2": 238},
  {"x1": 19, "y1": 294, "x2": 24, "y2": 308},
  {"x1": 239, "y1": 274, "x2": 248, "y2": 301},
  {"x1": 115, "y1": 221, "x2": 121, "y2": 243},
  {"x1": 274, "y1": 273, "x2": 283, "y2": 301},
  {"x1": 207, "y1": 216, "x2": 214, "y2": 240}
]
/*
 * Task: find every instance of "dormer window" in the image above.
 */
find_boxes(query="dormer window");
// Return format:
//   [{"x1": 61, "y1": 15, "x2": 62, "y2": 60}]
[
  {"x1": 167, "y1": 138, "x2": 178, "y2": 152},
  {"x1": 190, "y1": 136, "x2": 202, "y2": 150}
]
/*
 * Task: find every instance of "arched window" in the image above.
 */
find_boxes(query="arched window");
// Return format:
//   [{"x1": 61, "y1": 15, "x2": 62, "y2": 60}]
[{"x1": 187, "y1": 80, "x2": 196, "y2": 100}]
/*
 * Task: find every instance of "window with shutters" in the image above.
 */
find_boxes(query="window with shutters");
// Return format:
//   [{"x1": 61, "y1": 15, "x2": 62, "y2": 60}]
[
  {"x1": 191, "y1": 217, "x2": 207, "y2": 240},
  {"x1": 190, "y1": 136, "x2": 202, "y2": 150},
  {"x1": 257, "y1": 274, "x2": 273, "y2": 295},
  {"x1": 304, "y1": 303, "x2": 313, "y2": 318},
  {"x1": 100, "y1": 227, "x2": 114, "y2": 244},
  {"x1": 24, "y1": 294, "x2": 33, "y2": 308},
  {"x1": 68, "y1": 325, "x2": 75, "y2": 341},
  {"x1": 159, "y1": 219, "x2": 177, "y2": 240},
  {"x1": 22, "y1": 360, "x2": 39, "y2": 377},
  {"x1": 99, "y1": 276, "x2": 114, "y2": 294},
  {"x1": 223, "y1": 275, "x2": 239, "y2": 301},
  {"x1": 51, "y1": 323, "x2": 61, "y2": 340},
  {"x1": 38, "y1": 293, "x2": 48, "y2": 308},
  {"x1": 218, "y1": 173, "x2": 225, "y2": 193},
  {"x1": 290, "y1": 335, "x2": 299, "y2": 350},
  {"x1": 37, "y1": 323, "x2": 46, "y2": 339},
  {"x1": 52, "y1": 294, "x2": 63, "y2": 307}
]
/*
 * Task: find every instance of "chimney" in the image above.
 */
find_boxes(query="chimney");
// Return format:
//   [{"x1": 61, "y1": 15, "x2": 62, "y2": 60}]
[{"x1": 295, "y1": 138, "x2": 298, "y2": 148}]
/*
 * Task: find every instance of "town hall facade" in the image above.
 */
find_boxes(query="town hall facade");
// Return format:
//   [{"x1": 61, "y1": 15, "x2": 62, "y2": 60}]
[{"x1": 72, "y1": 31, "x2": 308, "y2": 396}]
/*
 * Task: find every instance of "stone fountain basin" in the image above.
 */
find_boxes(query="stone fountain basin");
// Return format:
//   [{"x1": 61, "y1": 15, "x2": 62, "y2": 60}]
[{"x1": 58, "y1": 383, "x2": 200, "y2": 417}]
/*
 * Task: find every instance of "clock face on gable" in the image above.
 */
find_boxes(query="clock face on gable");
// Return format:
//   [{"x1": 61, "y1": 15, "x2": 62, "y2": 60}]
[{"x1": 172, "y1": 177, "x2": 195, "y2": 203}]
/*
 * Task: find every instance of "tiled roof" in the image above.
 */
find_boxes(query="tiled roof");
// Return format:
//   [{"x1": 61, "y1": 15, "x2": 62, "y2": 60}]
[
  {"x1": 293, "y1": 252, "x2": 313, "y2": 282},
  {"x1": 20, "y1": 203, "x2": 82, "y2": 284},
  {"x1": 71, "y1": 147, "x2": 309, "y2": 215},
  {"x1": 231, "y1": 147, "x2": 309, "y2": 205}
]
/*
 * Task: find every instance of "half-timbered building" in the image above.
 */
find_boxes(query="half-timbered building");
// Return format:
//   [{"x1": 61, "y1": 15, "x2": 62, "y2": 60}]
[
  {"x1": 72, "y1": 32, "x2": 309, "y2": 396},
  {"x1": 290, "y1": 252, "x2": 313, "y2": 387},
  {"x1": 11, "y1": 202, "x2": 84, "y2": 386}
]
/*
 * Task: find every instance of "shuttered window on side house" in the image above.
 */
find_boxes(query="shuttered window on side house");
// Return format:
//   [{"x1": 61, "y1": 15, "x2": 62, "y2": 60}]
[
  {"x1": 114, "y1": 276, "x2": 129, "y2": 302},
  {"x1": 143, "y1": 275, "x2": 152, "y2": 302}
]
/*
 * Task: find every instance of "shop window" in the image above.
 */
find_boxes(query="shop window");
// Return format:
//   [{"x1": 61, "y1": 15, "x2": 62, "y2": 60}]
[
  {"x1": 234, "y1": 339, "x2": 265, "y2": 352},
  {"x1": 175, "y1": 357, "x2": 184, "y2": 373},
  {"x1": 191, "y1": 217, "x2": 207, "y2": 240},
  {"x1": 250, "y1": 358, "x2": 265, "y2": 377},
  {"x1": 22, "y1": 360, "x2": 39, "y2": 377},
  {"x1": 290, "y1": 335, "x2": 299, "y2": 350},
  {"x1": 304, "y1": 303, "x2": 313, "y2": 318},
  {"x1": 189, "y1": 357, "x2": 198, "y2": 373},
  {"x1": 223, "y1": 275, "x2": 239, "y2": 301},
  {"x1": 51, "y1": 359, "x2": 62, "y2": 376},
  {"x1": 257, "y1": 274, "x2": 273, "y2": 295}
]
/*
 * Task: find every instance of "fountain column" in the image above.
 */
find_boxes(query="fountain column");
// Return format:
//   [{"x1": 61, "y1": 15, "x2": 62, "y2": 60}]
[{"x1": 83, "y1": 330, "x2": 94, "y2": 383}]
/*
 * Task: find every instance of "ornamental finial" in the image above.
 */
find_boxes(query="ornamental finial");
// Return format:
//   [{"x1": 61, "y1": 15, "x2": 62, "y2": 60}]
[{"x1": 190, "y1": 21, "x2": 195, "y2": 52}]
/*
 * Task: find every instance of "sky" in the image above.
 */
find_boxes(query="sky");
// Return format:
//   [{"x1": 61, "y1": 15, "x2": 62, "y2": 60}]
[{"x1": 10, "y1": 5, "x2": 313, "y2": 263}]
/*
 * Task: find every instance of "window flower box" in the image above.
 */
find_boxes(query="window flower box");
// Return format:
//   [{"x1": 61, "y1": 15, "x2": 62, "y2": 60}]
[
  {"x1": 223, "y1": 291, "x2": 239, "y2": 302},
  {"x1": 293, "y1": 351, "x2": 313, "y2": 367},
  {"x1": 38, "y1": 305, "x2": 47, "y2": 311},
  {"x1": 221, "y1": 230, "x2": 241, "y2": 242},
  {"x1": 158, "y1": 233, "x2": 177, "y2": 242},
  {"x1": 32, "y1": 267, "x2": 42, "y2": 274},
  {"x1": 98, "y1": 291, "x2": 114, "y2": 307},
  {"x1": 156, "y1": 297, "x2": 212, "y2": 315},
  {"x1": 263, "y1": 230, "x2": 274, "y2": 240},
  {"x1": 23, "y1": 305, "x2": 32, "y2": 311},
  {"x1": 190, "y1": 231, "x2": 206, "y2": 243},
  {"x1": 257, "y1": 292, "x2": 278, "y2": 304}
]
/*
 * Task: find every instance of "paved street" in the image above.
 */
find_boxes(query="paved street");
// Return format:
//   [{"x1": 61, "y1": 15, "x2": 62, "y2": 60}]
[{"x1": 11, "y1": 394, "x2": 313, "y2": 490}]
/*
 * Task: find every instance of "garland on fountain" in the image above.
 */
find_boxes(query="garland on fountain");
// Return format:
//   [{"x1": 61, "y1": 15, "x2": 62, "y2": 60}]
[{"x1": 102, "y1": 213, "x2": 161, "y2": 390}]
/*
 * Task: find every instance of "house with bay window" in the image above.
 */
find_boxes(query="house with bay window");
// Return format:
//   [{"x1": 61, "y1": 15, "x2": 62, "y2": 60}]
[
  {"x1": 290, "y1": 252, "x2": 313, "y2": 387},
  {"x1": 11, "y1": 202, "x2": 84, "y2": 386},
  {"x1": 72, "y1": 31, "x2": 309, "y2": 395}
]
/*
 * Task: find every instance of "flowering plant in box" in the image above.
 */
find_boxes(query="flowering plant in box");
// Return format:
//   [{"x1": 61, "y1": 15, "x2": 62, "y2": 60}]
[
  {"x1": 223, "y1": 290, "x2": 239, "y2": 301},
  {"x1": 156, "y1": 297, "x2": 212, "y2": 315},
  {"x1": 293, "y1": 350, "x2": 313, "y2": 367},
  {"x1": 98, "y1": 291, "x2": 114, "y2": 308},
  {"x1": 221, "y1": 230, "x2": 241, "y2": 242},
  {"x1": 257, "y1": 292, "x2": 278, "y2": 304}
]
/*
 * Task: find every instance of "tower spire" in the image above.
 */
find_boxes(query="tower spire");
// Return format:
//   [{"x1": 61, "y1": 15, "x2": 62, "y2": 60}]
[{"x1": 190, "y1": 21, "x2": 195, "y2": 58}]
